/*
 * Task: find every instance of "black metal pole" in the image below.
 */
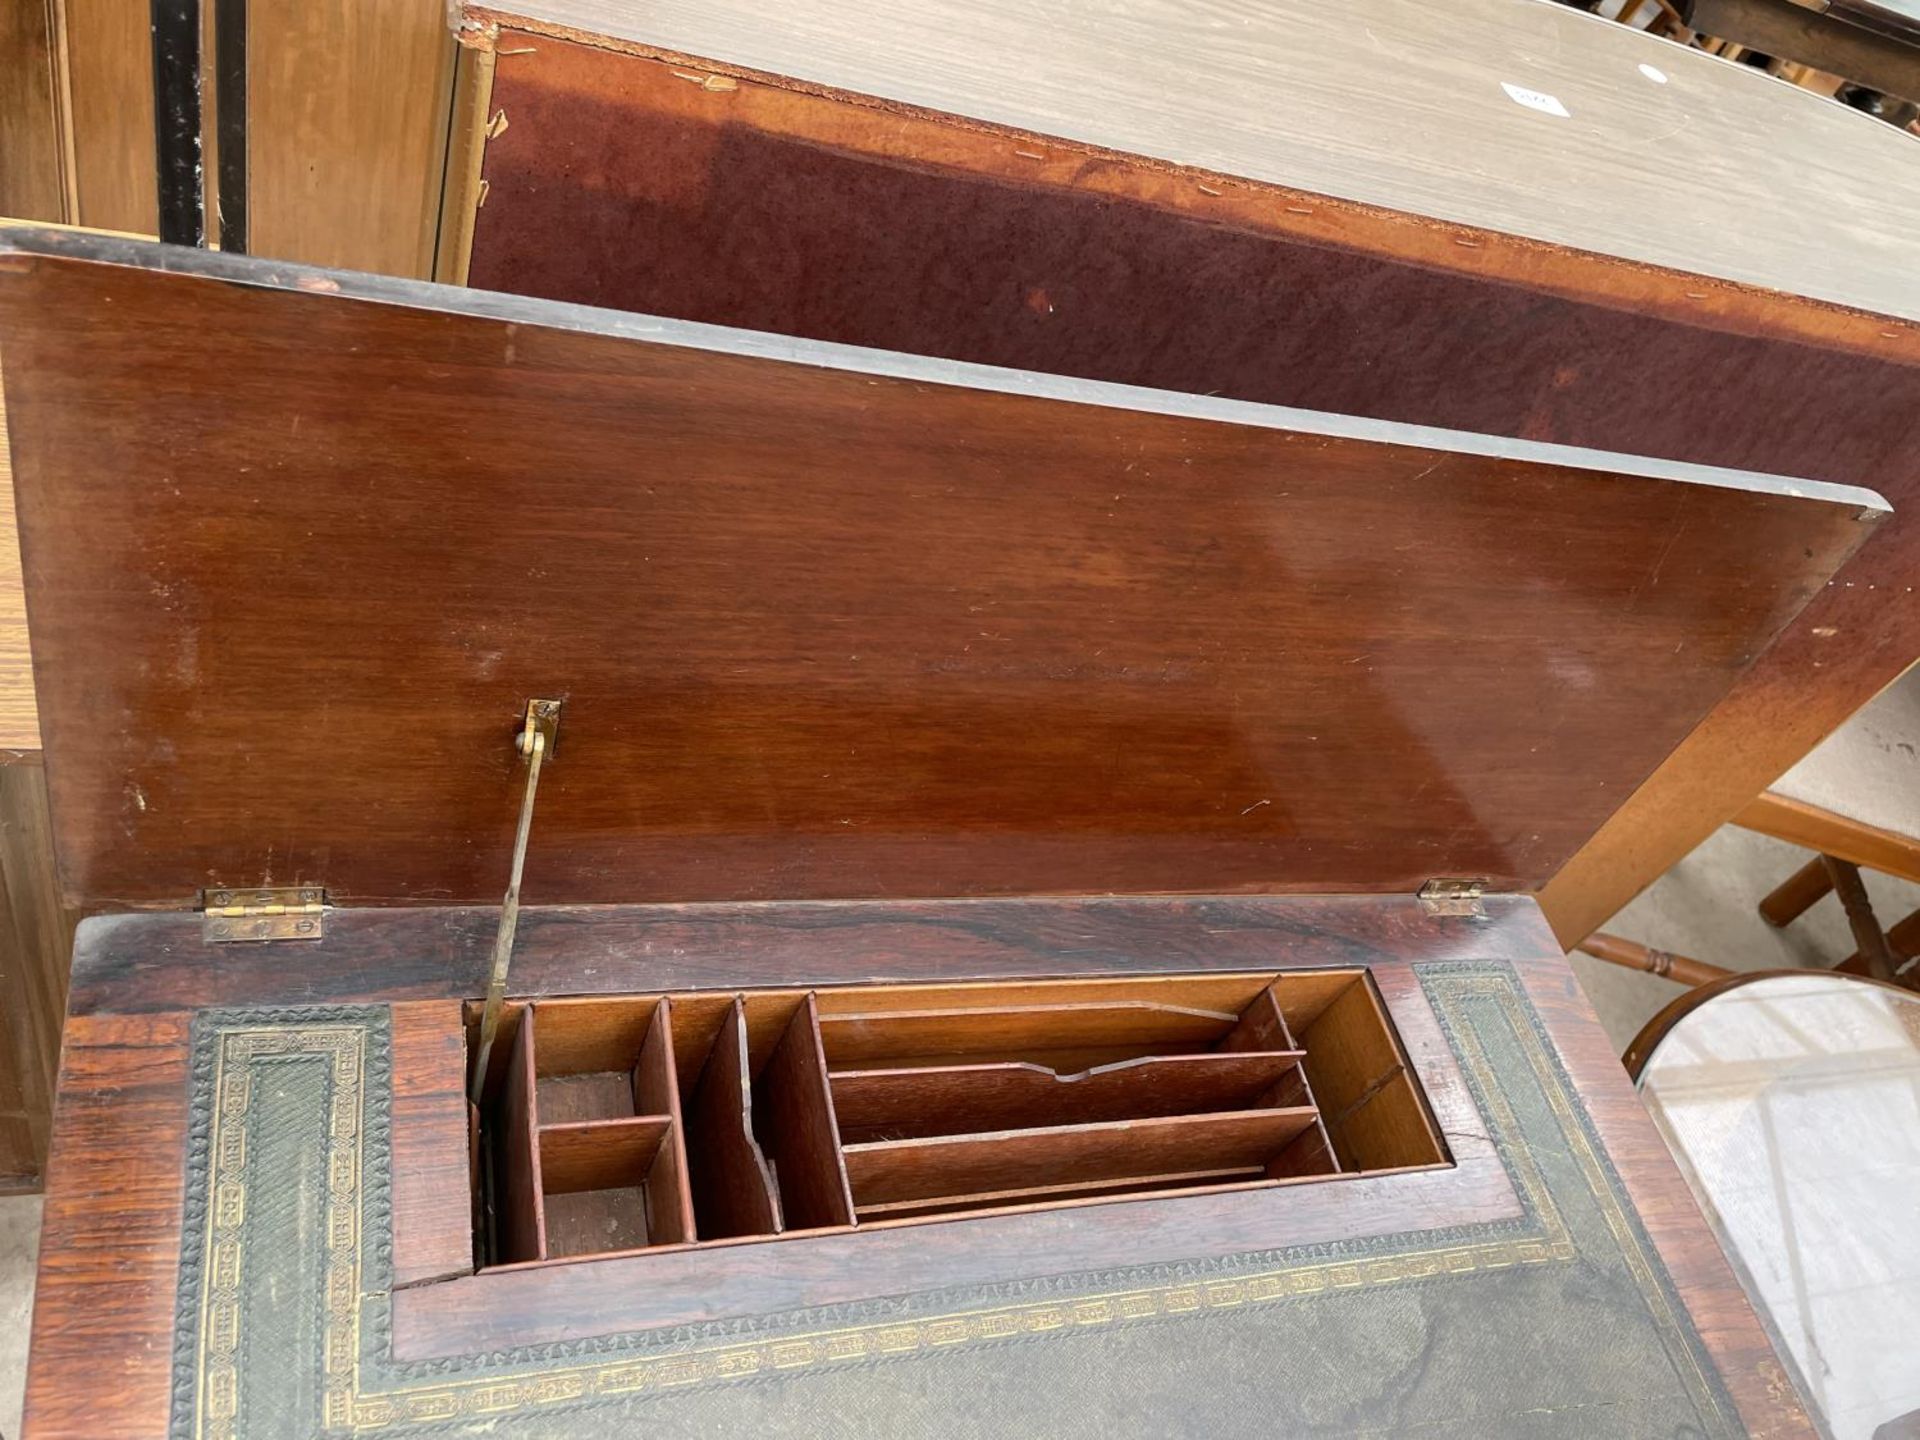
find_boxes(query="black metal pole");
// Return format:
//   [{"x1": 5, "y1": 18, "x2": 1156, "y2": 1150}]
[
  {"x1": 213, "y1": 0, "x2": 247, "y2": 252},
  {"x1": 150, "y1": 0, "x2": 205, "y2": 247}
]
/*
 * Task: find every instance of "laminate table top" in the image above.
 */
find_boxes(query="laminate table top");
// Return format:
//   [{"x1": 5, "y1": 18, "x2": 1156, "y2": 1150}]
[{"x1": 480, "y1": 0, "x2": 1920, "y2": 323}]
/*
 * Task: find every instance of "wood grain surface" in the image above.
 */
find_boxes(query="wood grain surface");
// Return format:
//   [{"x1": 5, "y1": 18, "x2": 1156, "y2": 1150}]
[
  {"x1": 820, "y1": 1002, "x2": 1238, "y2": 1066},
  {"x1": 1690, "y1": 0, "x2": 1920, "y2": 101},
  {"x1": 50, "y1": 0, "x2": 457, "y2": 275},
  {"x1": 1300, "y1": 973, "x2": 1444, "y2": 1172},
  {"x1": 55, "y1": 0, "x2": 155, "y2": 236},
  {"x1": 63, "y1": 893, "x2": 1552, "y2": 1015},
  {"x1": 538, "y1": 1115, "x2": 669, "y2": 1193},
  {"x1": 756, "y1": 993, "x2": 856, "y2": 1229},
  {"x1": 0, "y1": 231, "x2": 1883, "y2": 909},
  {"x1": 495, "y1": 1010, "x2": 546, "y2": 1262},
  {"x1": 467, "y1": 0, "x2": 1920, "y2": 322},
  {"x1": 1736, "y1": 790, "x2": 1920, "y2": 882},
  {"x1": 0, "y1": 762, "x2": 68, "y2": 1188},
  {"x1": 390, "y1": 1000, "x2": 475, "y2": 1286},
  {"x1": 0, "y1": 346, "x2": 42, "y2": 753},
  {"x1": 455, "y1": 26, "x2": 1920, "y2": 944},
  {"x1": 633, "y1": 997, "x2": 696, "y2": 1244},
  {"x1": 0, "y1": 0, "x2": 67, "y2": 226},
  {"x1": 829, "y1": 1052, "x2": 1309, "y2": 1141},
  {"x1": 841, "y1": 1106, "x2": 1319, "y2": 1207},
  {"x1": 445, "y1": 19, "x2": 1920, "y2": 948},
  {"x1": 486, "y1": 971, "x2": 1431, "y2": 1257},
  {"x1": 23, "y1": 1011, "x2": 190, "y2": 1440},
  {"x1": 387, "y1": 933, "x2": 1521, "y2": 1360},
  {"x1": 684, "y1": 998, "x2": 782, "y2": 1238},
  {"x1": 247, "y1": 0, "x2": 457, "y2": 276}
]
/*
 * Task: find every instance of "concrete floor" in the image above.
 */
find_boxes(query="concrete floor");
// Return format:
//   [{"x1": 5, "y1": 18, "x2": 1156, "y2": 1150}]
[
  {"x1": 1572, "y1": 823, "x2": 1920, "y2": 1052},
  {"x1": 0, "y1": 1195, "x2": 40, "y2": 1440},
  {"x1": 0, "y1": 821, "x2": 1913, "y2": 1436}
]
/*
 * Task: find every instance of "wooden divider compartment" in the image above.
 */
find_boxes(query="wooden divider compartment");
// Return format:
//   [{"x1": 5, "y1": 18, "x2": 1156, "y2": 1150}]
[
  {"x1": 473, "y1": 969, "x2": 1447, "y2": 1268},
  {"x1": 685, "y1": 997, "x2": 783, "y2": 1239}
]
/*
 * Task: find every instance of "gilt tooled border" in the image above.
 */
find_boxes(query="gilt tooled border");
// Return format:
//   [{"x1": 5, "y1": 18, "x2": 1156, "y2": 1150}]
[
  {"x1": 168, "y1": 1005, "x2": 393, "y2": 1440},
  {"x1": 1419, "y1": 963, "x2": 1742, "y2": 1431},
  {"x1": 167, "y1": 966, "x2": 1741, "y2": 1436}
]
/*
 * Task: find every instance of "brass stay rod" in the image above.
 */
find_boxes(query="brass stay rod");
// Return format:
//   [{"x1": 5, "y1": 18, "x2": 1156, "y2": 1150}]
[{"x1": 469, "y1": 699, "x2": 560, "y2": 1105}]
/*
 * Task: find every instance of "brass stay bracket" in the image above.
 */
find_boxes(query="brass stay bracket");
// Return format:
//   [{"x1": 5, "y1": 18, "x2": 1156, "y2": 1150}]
[{"x1": 468, "y1": 698, "x2": 561, "y2": 1104}]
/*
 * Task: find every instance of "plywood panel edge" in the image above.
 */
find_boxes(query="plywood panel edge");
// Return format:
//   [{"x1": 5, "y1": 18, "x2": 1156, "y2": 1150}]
[
  {"x1": 0, "y1": 339, "x2": 43, "y2": 753},
  {"x1": 434, "y1": 34, "x2": 498, "y2": 285}
]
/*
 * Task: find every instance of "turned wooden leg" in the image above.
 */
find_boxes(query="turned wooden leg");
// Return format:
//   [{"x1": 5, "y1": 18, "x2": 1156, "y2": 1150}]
[
  {"x1": 1577, "y1": 932, "x2": 1734, "y2": 988},
  {"x1": 1758, "y1": 856, "x2": 1834, "y2": 928},
  {"x1": 1820, "y1": 855, "x2": 1898, "y2": 982},
  {"x1": 1837, "y1": 906, "x2": 1920, "y2": 981}
]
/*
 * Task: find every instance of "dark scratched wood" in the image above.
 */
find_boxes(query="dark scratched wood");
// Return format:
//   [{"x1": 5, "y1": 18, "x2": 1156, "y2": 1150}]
[
  {"x1": 24, "y1": 1013, "x2": 189, "y2": 1440},
  {"x1": 391, "y1": 1002, "x2": 476, "y2": 1287},
  {"x1": 0, "y1": 231, "x2": 1882, "y2": 910},
  {"x1": 0, "y1": 760, "x2": 71, "y2": 1188},
  {"x1": 65, "y1": 894, "x2": 1557, "y2": 1014}
]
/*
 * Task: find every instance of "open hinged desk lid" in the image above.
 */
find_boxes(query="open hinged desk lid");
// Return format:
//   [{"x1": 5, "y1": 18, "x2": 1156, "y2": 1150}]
[{"x1": 0, "y1": 227, "x2": 1888, "y2": 915}]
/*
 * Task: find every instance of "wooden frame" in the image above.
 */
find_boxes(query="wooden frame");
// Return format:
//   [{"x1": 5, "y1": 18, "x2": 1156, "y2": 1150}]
[
  {"x1": 1685, "y1": 0, "x2": 1920, "y2": 103},
  {"x1": 1738, "y1": 790, "x2": 1920, "y2": 883},
  {"x1": 1622, "y1": 965, "x2": 1920, "y2": 1077}
]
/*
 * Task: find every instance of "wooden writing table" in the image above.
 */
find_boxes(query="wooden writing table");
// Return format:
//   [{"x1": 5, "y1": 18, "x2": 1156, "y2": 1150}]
[{"x1": 0, "y1": 224, "x2": 1892, "y2": 1436}]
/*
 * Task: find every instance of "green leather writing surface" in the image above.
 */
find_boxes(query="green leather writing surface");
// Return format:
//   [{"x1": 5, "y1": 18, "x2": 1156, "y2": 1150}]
[{"x1": 168, "y1": 965, "x2": 1739, "y2": 1437}]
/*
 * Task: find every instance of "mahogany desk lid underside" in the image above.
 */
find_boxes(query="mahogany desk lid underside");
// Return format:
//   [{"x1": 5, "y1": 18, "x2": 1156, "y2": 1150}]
[{"x1": 0, "y1": 227, "x2": 1886, "y2": 912}]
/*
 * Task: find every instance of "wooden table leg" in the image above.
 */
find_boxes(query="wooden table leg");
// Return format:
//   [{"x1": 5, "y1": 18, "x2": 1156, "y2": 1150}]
[
  {"x1": 1820, "y1": 855, "x2": 1898, "y2": 982},
  {"x1": 1837, "y1": 906, "x2": 1920, "y2": 979},
  {"x1": 1577, "y1": 932, "x2": 1734, "y2": 988},
  {"x1": 1758, "y1": 856, "x2": 1834, "y2": 928}
]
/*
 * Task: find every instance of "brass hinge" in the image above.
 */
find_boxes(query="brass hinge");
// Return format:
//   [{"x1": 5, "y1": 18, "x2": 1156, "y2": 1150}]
[
  {"x1": 1417, "y1": 878, "x2": 1487, "y2": 918},
  {"x1": 202, "y1": 886, "x2": 327, "y2": 942}
]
